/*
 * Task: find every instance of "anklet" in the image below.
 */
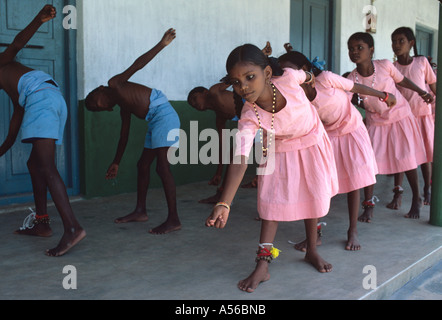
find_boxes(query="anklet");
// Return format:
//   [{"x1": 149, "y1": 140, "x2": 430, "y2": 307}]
[
  {"x1": 34, "y1": 214, "x2": 50, "y2": 225},
  {"x1": 362, "y1": 196, "x2": 380, "y2": 209},
  {"x1": 255, "y1": 243, "x2": 281, "y2": 263},
  {"x1": 392, "y1": 185, "x2": 404, "y2": 194},
  {"x1": 317, "y1": 222, "x2": 327, "y2": 237}
]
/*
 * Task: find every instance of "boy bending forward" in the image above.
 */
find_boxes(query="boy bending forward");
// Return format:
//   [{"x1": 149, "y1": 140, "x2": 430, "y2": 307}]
[
  {"x1": 85, "y1": 29, "x2": 181, "y2": 234},
  {"x1": 0, "y1": 5, "x2": 85, "y2": 256}
]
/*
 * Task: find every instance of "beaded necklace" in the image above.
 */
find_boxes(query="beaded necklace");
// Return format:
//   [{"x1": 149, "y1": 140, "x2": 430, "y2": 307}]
[
  {"x1": 355, "y1": 62, "x2": 376, "y2": 106},
  {"x1": 253, "y1": 83, "x2": 276, "y2": 157}
]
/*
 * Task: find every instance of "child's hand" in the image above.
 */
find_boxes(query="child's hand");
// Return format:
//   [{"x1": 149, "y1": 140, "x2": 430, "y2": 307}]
[
  {"x1": 38, "y1": 5, "x2": 56, "y2": 23},
  {"x1": 262, "y1": 41, "x2": 272, "y2": 57},
  {"x1": 105, "y1": 163, "x2": 119, "y2": 180},
  {"x1": 420, "y1": 92, "x2": 434, "y2": 104},
  {"x1": 284, "y1": 43, "x2": 294, "y2": 52},
  {"x1": 161, "y1": 28, "x2": 176, "y2": 47},
  {"x1": 206, "y1": 206, "x2": 229, "y2": 229},
  {"x1": 385, "y1": 92, "x2": 396, "y2": 107}
]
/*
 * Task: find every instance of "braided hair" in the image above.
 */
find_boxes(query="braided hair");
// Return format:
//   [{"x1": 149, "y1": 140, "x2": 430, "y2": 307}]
[{"x1": 225, "y1": 44, "x2": 284, "y2": 118}]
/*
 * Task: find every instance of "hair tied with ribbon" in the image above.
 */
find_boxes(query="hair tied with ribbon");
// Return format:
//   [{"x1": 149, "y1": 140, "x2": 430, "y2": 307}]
[{"x1": 310, "y1": 56, "x2": 326, "y2": 71}]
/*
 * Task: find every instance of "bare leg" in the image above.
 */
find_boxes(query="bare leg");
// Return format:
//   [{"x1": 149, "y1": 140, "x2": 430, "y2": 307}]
[
  {"x1": 346, "y1": 189, "x2": 361, "y2": 251},
  {"x1": 304, "y1": 218, "x2": 332, "y2": 272},
  {"x1": 386, "y1": 173, "x2": 404, "y2": 210},
  {"x1": 115, "y1": 148, "x2": 156, "y2": 224},
  {"x1": 14, "y1": 148, "x2": 52, "y2": 237},
  {"x1": 421, "y1": 163, "x2": 432, "y2": 205},
  {"x1": 404, "y1": 168, "x2": 422, "y2": 219},
  {"x1": 30, "y1": 139, "x2": 85, "y2": 257},
  {"x1": 237, "y1": 220, "x2": 277, "y2": 293},
  {"x1": 149, "y1": 148, "x2": 181, "y2": 234},
  {"x1": 359, "y1": 184, "x2": 374, "y2": 223}
]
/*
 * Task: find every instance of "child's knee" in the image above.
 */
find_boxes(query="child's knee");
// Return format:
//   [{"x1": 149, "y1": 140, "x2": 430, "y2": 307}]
[{"x1": 156, "y1": 161, "x2": 171, "y2": 177}]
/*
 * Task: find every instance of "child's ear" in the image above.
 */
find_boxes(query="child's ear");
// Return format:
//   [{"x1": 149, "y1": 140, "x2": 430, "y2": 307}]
[{"x1": 264, "y1": 65, "x2": 273, "y2": 82}]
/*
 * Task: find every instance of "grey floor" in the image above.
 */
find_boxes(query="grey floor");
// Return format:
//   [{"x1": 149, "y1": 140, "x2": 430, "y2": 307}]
[{"x1": 0, "y1": 174, "x2": 441, "y2": 300}]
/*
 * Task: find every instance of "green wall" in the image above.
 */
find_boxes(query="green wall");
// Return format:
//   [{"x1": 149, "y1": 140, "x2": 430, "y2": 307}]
[{"x1": 79, "y1": 100, "x2": 232, "y2": 198}]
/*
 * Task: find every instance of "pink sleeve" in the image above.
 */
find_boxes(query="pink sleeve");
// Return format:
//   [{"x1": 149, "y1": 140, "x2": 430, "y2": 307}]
[
  {"x1": 326, "y1": 71, "x2": 355, "y2": 92},
  {"x1": 423, "y1": 58, "x2": 437, "y2": 85},
  {"x1": 385, "y1": 60, "x2": 405, "y2": 83},
  {"x1": 283, "y1": 68, "x2": 307, "y2": 85}
]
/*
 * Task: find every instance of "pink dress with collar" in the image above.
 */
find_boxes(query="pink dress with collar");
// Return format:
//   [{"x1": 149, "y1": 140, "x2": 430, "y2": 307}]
[
  {"x1": 347, "y1": 59, "x2": 426, "y2": 175},
  {"x1": 394, "y1": 56, "x2": 437, "y2": 162},
  {"x1": 235, "y1": 68, "x2": 338, "y2": 222},
  {"x1": 312, "y1": 71, "x2": 378, "y2": 194}
]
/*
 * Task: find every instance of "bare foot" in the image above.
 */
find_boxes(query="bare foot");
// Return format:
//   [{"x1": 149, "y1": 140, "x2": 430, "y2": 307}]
[
  {"x1": 358, "y1": 207, "x2": 373, "y2": 223},
  {"x1": 423, "y1": 189, "x2": 431, "y2": 206},
  {"x1": 14, "y1": 223, "x2": 52, "y2": 237},
  {"x1": 293, "y1": 237, "x2": 322, "y2": 252},
  {"x1": 237, "y1": 261, "x2": 271, "y2": 293},
  {"x1": 149, "y1": 218, "x2": 181, "y2": 235},
  {"x1": 345, "y1": 230, "x2": 361, "y2": 251},
  {"x1": 304, "y1": 250, "x2": 332, "y2": 273},
  {"x1": 115, "y1": 211, "x2": 149, "y2": 224},
  {"x1": 241, "y1": 177, "x2": 258, "y2": 189},
  {"x1": 198, "y1": 191, "x2": 221, "y2": 204},
  {"x1": 46, "y1": 228, "x2": 86, "y2": 257},
  {"x1": 404, "y1": 198, "x2": 422, "y2": 219},
  {"x1": 386, "y1": 193, "x2": 402, "y2": 210}
]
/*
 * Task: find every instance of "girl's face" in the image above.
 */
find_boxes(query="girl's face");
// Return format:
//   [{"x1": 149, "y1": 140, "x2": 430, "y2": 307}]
[
  {"x1": 392, "y1": 33, "x2": 414, "y2": 57},
  {"x1": 348, "y1": 39, "x2": 374, "y2": 64},
  {"x1": 228, "y1": 61, "x2": 272, "y2": 104}
]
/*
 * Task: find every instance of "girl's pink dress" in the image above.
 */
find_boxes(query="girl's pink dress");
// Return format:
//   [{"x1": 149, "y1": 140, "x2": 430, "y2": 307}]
[
  {"x1": 235, "y1": 68, "x2": 338, "y2": 222},
  {"x1": 312, "y1": 71, "x2": 378, "y2": 194},
  {"x1": 394, "y1": 56, "x2": 437, "y2": 163},
  {"x1": 347, "y1": 59, "x2": 426, "y2": 175}
]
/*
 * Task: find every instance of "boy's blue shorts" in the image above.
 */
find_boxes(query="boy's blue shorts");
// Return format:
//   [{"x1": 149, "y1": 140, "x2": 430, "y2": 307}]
[
  {"x1": 144, "y1": 89, "x2": 180, "y2": 149},
  {"x1": 18, "y1": 71, "x2": 67, "y2": 146}
]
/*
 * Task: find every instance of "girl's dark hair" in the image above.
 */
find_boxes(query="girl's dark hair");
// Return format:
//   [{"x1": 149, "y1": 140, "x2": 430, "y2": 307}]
[
  {"x1": 278, "y1": 51, "x2": 323, "y2": 77},
  {"x1": 392, "y1": 27, "x2": 419, "y2": 57},
  {"x1": 348, "y1": 32, "x2": 375, "y2": 49},
  {"x1": 226, "y1": 44, "x2": 284, "y2": 118}
]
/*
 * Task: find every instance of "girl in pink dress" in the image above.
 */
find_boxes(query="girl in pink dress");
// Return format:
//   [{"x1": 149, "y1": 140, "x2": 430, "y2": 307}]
[
  {"x1": 205, "y1": 44, "x2": 338, "y2": 293},
  {"x1": 278, "y1": 50, "x2": 395, "y2": 251},
  {"x1": 347, "y1": 32, "x2": 433, "y2": 221},
  {"x1": 388, "y1": 27, "x2": 437, "y2": 208}
]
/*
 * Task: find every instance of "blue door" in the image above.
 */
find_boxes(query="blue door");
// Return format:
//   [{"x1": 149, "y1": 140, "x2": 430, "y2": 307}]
[
  {"x1": 415, "y1": 26, "x2": 433, "y2": 58},
  {"x1": 0, "y1": 0, "x2": 78, "y2": 205},
  {"x1": 290, "y1": 0, "x2": 332, "y2": 69}
]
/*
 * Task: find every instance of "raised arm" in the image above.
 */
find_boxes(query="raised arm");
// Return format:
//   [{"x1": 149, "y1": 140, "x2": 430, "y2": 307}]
[
  {"x1": 0, "y1": 5, "x2": 56, "y2": 66},
  {"x1": 0, "y1": 104, "x2": 24, "y2": 157},
  {"x1": 108, "y1": 28, "x2": 176, "y2": 87},
  {"x1": 105, "y1": 108, "x2": 132, "y2": 180}
]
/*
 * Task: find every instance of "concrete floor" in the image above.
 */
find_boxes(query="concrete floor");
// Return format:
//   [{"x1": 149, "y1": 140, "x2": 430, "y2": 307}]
[{"x1": 0, "y1": 174, "x2": 441, "y2": 300}]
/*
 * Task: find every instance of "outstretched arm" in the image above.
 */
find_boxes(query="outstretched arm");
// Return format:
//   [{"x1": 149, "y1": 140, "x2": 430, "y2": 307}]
[
  {"x1": 351, "y1": 83, "x2": 396, "y2": 107},
  {"x1": 0, "y1": 5, "x2": 56, "y2": 66},
  {"x1": 398, "y1": 76, "x2": 434, "y2": 103},
  {"x1": 205, "y1": 158, "x2": 248, "y2": 229},
  {"x1": 0, "y1": 104, "x2": 24, "y2": 157},
  {"x1": 108, "y1": 28, "x2": 176, "y2": 87}
]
